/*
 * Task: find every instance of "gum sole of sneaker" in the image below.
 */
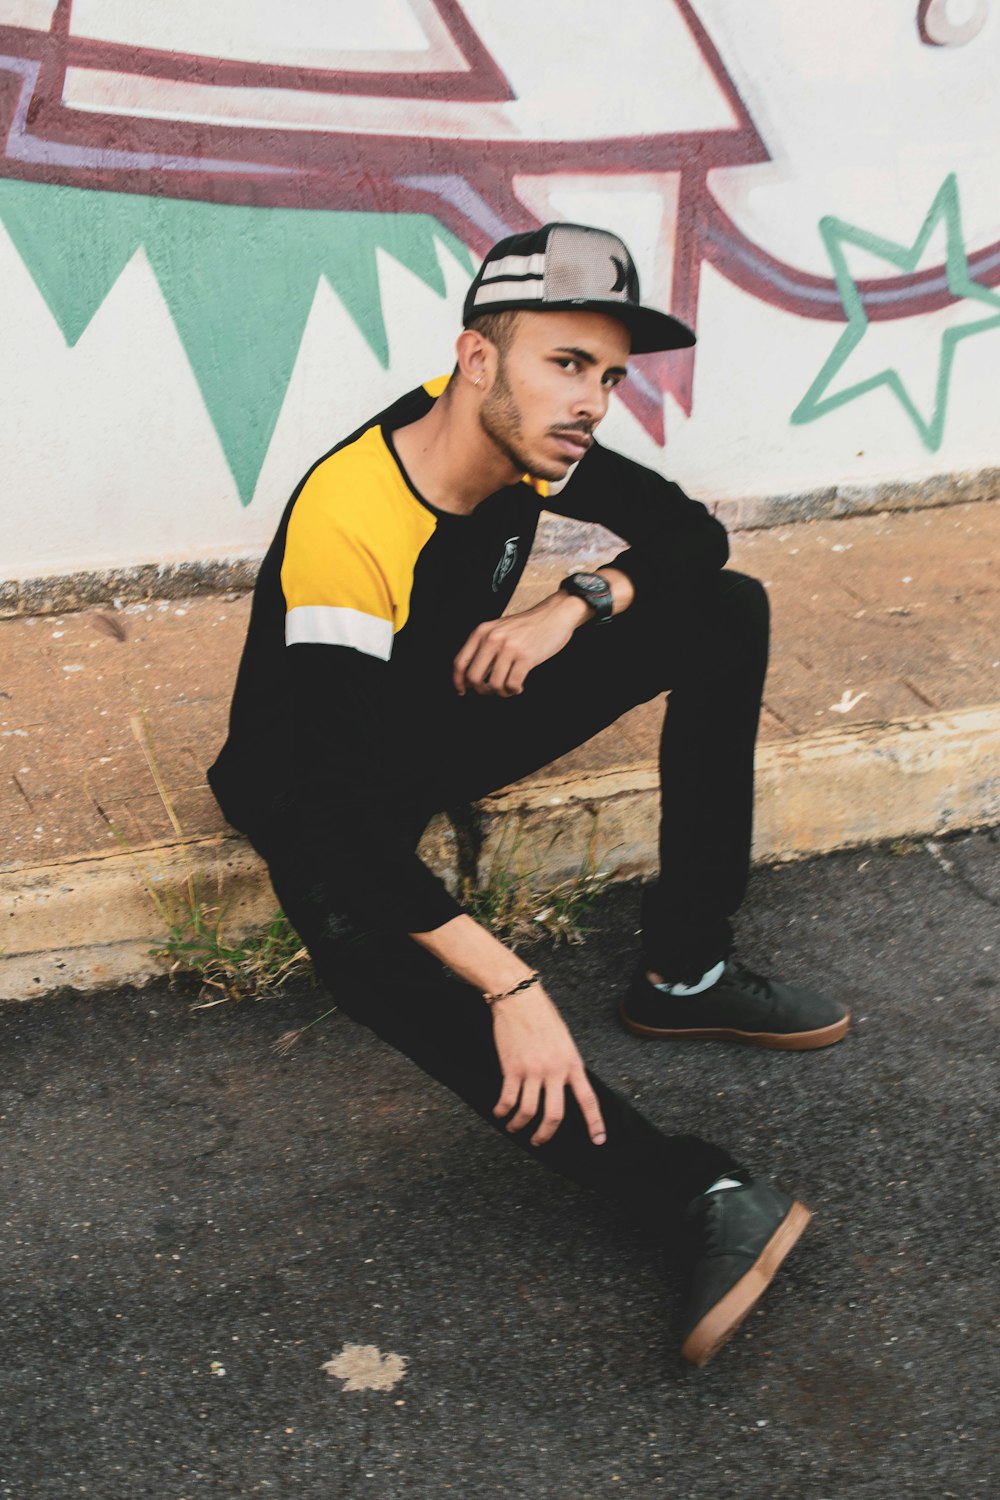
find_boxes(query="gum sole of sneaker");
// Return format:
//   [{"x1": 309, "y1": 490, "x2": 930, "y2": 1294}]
[
  {"x1": 680, "y1": 1201, "x2": 813, "y2": 1368},
  {"x1": 619, "y1": 1004, "x2": 850, "y2": 1050}
]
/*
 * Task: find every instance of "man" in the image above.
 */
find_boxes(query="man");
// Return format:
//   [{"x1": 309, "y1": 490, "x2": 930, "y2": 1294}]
[{"x1": 209, "y1": 223, "x2": 849, "y2": 1366}]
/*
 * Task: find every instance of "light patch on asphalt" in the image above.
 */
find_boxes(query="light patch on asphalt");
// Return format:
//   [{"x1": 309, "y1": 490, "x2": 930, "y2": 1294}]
[{"x1": 322, "y1": 1343, "x2": 408, "y2": 1392}]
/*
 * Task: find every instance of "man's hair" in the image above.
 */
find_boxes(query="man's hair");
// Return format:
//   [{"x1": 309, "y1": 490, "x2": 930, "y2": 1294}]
[
  {"x1": 446, "y1": 309, "x2": 522, "y2": 392},
  {"x1": 465, "y1": 309, "x2": 522, "y2": 356}
]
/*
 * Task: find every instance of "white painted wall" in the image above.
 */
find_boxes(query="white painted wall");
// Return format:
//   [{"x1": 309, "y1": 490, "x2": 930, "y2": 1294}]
[{"x1": 1, "y1": 0, "x2": 998, "y2": 584}]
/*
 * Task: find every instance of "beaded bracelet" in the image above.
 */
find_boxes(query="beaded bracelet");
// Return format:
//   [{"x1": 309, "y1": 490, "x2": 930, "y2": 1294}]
[{"x1": 482, "y1": 971, "x2": 541, "y2": 1006}]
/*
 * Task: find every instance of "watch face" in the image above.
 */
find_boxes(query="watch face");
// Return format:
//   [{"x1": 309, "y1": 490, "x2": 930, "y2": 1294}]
[{"x1": 561, "y1": 572, "x2": 613, "y2": 620}]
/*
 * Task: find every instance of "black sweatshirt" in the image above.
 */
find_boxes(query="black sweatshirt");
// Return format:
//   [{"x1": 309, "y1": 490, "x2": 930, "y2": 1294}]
[{"x1": 208, "y1": 377, "x2": 729, "y2": 935}]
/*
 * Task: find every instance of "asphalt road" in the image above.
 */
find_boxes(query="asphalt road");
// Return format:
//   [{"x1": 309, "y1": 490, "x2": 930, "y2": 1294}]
[{"x1": 3, "y1": 831, "x2": 998, "y2": 1499}]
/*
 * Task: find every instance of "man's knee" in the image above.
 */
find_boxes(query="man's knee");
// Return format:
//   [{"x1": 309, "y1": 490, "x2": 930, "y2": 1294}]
[
  {"x1": 717, "y1": 570, "x2": 769, "y2": 636},
  {"x1": 700, "y1": 571, "x2": 770, "y2": 675},
  {"x1": 636, "y1": 567, "x2": 768, "y2": 635}
]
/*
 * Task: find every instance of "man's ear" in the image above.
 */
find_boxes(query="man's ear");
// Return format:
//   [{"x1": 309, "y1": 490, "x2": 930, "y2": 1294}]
[{"x1": 455, "y1": 327, "x2": 494, "y2": 390}]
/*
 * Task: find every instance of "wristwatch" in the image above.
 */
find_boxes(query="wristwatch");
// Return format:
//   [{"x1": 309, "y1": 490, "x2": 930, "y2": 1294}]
[{"x1": 559, "y1": 571, "x2": 614, "y2": 623}]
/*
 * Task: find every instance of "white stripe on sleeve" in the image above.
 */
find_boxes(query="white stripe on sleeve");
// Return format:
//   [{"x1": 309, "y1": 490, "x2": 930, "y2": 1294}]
[{"x1": 285, "y1": 605, "x2": 394, "y2": 660}]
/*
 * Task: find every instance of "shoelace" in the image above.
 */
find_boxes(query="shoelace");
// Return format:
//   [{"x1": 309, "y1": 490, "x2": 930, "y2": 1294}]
[
  {"x1": 702, "y1": 1197, "x2": 727, "y2": 1258},
  {"x1": 728, "y1": 959, "x2": 776, "y2": 1001}
]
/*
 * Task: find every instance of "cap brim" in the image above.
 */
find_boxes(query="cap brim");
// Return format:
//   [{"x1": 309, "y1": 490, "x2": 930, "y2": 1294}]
[
  {"x1": 581, "y1": 302, "x2": 696, "y2": 354},
  {"x1": 463, "y1": 297, "x2": 695, "y2": 353}
]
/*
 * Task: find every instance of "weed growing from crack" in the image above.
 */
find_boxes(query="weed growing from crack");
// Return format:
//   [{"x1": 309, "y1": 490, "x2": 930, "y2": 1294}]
[
  {"x1": 266, "y1": 816, "x2": 614, "y2": 1053},
  {"x1": 457, "y1": 813, "x2": 614, "y2": 949},
  {"x1": 155, "y1": 904, "x2": 314, "y2": 1006},
  {"x1": 88, "y1": 703, "x2": 313, "y2": 1004},
  {"x1": 95, "y1": 706, "x2": 615, "y2": 1020}
]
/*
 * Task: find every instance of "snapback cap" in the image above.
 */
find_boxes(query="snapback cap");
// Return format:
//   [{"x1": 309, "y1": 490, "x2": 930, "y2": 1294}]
[{"x1": 463, "y1": 222, "x2": 695, "y2": 354}]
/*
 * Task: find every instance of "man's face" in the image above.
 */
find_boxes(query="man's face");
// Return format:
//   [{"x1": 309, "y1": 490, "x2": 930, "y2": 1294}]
[{"x1": 478, "y1": 311, "x2": 630, "y2": 481}]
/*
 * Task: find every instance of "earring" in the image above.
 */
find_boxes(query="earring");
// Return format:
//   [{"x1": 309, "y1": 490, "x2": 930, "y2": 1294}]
[{"x1": 474, "y1": 375, "x2": 482, "y2": 387}]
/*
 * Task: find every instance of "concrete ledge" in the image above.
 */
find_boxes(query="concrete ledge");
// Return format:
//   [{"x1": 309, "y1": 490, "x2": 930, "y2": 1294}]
[
  {"x1": 4, "y1": 464, "x2": 998, "y2": 616},
  {"x1": 710, "y1": 465, "x2": 1000, "y2": 534},
  {"x1": 480, "y1": 703, "x2": 1000, "y2": 877},
  {"x1": 0, "y1": 556, "x2": 261, "y2": 619},
  {"x1": 0, "y1": 837, "x2": 273, "y2": 999},
  {"x1": 3, "y1": 704, "x2": 997, "y2": 1002}
]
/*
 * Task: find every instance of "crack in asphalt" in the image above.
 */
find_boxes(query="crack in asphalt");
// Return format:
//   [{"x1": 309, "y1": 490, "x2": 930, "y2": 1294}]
[{"x1": 924, "y1": 833, "x2": 1000, "y2": 913}]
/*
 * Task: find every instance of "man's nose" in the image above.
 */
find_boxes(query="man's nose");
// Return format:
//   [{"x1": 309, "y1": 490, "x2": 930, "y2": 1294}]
[{"x1": 573, "y1": 377, "x2": 609, "y2": 423}]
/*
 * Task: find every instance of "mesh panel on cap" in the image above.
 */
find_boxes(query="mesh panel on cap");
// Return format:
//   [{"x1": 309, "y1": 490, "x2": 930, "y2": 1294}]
[{"x1": 544, "y1": 226, "x2": 638, "y2": 305}]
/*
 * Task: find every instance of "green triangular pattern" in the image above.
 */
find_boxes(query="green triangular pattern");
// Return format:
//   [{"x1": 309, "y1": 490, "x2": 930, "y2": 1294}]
[{"x1": 0, "y1": 179, "x2": 472, "y2": 503}]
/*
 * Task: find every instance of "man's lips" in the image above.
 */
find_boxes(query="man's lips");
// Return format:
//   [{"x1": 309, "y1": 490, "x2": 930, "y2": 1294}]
[{"x1": 549, "y1": 430, "x2": 593, "y2": 459}]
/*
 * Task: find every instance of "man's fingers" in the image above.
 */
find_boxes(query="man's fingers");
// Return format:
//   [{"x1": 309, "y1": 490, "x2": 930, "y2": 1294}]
[
  {"x1": 453, "y1": 643, "x2": 485, "y2": 694},
  {"x1": 494, "y1": 1073, "x2": 605, "y2": 1146},
  {"x1": 453, "y1": 628, "x2": 489, "y2": 693},
  {"x1": 463, "y1": 640, "x2": 501, "y2": 696},
  {"x1": 452, "y1": 645, "x2": 472, "y2": 693},
  {"x1": 483, "y1": 651, "x2": 522, "y2": 698},
  {"x1": 496, "y1": 1077, "x2": 604, "y2": 1146},
  {"x1": 492, "y1": 1076, "x2": 521, "y2": 1119},
  {"x1": 505, "y1": 1079, "x2": 540, "y2": 1133},
  {"x1": 572, "y1": 1074, "x2": 607, "y2": 1146},
  {"x1": 487, "y1": 650, "x2": 525, "y2": 698},
  {"x1": 530, "y1": 1079, "x2": 566, "y2": 1146},
  {"x1": 454, "y1": 628, "x2": 525, "y2": 697}
]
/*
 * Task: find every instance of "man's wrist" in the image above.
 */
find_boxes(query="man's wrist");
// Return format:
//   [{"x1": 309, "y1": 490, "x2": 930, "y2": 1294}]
[
  {"x1": 483, "y1": 971, "x2": 541, "y2": 1006},
  {"x1": 546, "y1": 589, "x2": 593, "y2": 629}
]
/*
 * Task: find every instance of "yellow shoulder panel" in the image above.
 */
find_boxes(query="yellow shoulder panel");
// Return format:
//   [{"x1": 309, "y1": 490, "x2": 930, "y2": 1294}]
[{"x1": 282, "y1": 426, "x2": 436, "y2": 641}]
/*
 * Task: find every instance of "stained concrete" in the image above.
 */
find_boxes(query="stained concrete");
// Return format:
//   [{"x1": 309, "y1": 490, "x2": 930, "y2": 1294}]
[{"x1": 2, "y1": 503, "x2": 998, "y2": 999}]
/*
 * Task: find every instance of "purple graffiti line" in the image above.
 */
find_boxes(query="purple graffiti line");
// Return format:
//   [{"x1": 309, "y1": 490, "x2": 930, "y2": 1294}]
[
  {"x1": 701, "y1": 193, "x2": 1000, "y2": 324},
  {"x1": 2, "y1": 0, "x2": 999, "y2": 441}
]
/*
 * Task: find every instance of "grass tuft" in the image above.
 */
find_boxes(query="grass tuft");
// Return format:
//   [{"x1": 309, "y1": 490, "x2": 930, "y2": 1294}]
[
  {"x1": 154, "y1": 904, "x2": 314, "y2": 1006},
  {"x1": 460, "y1": 815, "x2": 613, "y2": 949},
  {"x1": 89, "y1": 702, "x2": 314, "y2": 1005},
  {"x1": 100, "y1": 706, "x2": 615, "y2": 1016}
]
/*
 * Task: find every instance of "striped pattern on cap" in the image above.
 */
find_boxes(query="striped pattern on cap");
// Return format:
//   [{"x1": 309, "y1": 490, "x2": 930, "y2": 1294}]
[{"x1": 462, "y1": 222, "x2": 695, "y2": 354}]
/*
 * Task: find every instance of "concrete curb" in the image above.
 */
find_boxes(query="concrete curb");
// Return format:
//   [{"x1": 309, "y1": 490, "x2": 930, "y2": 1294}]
[
  {"x1": 483, "y1": 703, "x2": 1000, "y2": 877},
  {"x1": 3, "y1": 703, "x2": 997, "y2": 1003}
]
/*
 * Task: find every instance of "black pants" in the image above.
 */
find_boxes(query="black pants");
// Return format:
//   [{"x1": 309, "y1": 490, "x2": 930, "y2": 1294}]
[{"x1": 248, "y1": 570, "x2": 769, "y2": 1247}]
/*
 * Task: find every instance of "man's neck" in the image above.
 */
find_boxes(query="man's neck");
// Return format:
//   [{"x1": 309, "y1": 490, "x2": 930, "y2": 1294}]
[{"x1": 391, "y1": 389, "x2": 521, "y2": 515}]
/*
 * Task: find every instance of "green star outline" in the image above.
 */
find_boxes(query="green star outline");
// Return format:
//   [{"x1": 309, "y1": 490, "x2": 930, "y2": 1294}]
[{"x1": 790, "y1": 173, "x2": 1000, "y2": 451}]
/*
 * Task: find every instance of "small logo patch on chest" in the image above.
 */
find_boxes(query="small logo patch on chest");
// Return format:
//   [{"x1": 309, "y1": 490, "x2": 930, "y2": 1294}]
[{"x1": 492, "y1": 536, "x2": 520, "y2": 592}]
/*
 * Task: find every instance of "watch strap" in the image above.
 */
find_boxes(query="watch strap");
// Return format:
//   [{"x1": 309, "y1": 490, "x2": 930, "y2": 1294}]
[{"x1": 559, "y1": 571, "x2": 614, "y2": 623}]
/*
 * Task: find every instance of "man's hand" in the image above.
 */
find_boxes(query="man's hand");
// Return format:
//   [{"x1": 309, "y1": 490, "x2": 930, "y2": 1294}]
[
  {"x1": 408, "y1": 912, "x2": 607, "y2": 1148},
  {"x1": 452, "y1": 592, "x2": 588, "y2": 697},
  {"x1": 452, "y1": 568, "x2": 635, "y2": 697},
  {"x1": 490, "y1": 982, "x2": 607, "y2": 1147}
]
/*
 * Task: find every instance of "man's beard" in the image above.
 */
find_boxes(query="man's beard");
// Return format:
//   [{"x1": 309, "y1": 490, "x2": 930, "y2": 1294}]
[{"x1": 478, "y1": 363, "x2": 567, "y2": 482}]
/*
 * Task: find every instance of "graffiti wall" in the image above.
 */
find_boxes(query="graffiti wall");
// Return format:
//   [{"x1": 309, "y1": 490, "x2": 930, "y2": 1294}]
[{"x1": 2, "y1": 1, "x2": 998, "y2": 586}]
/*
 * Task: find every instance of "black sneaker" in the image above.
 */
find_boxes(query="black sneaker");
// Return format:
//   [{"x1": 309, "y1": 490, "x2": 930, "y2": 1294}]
[
  {"x1": 620, "y1": 959, "x2": 850, "y2": 1050},
  {"x1": 679, "y1": 1180, "x2": 811, "y2": 1367}
]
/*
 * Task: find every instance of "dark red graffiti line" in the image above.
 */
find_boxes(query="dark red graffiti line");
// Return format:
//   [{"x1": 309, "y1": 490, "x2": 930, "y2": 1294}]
[
  {"x1": 53, "y1": 2, "x2": 513, "y2": 103},
  {"x1": 2, "y1": 3, "x2": 998, "y2": 344}
]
